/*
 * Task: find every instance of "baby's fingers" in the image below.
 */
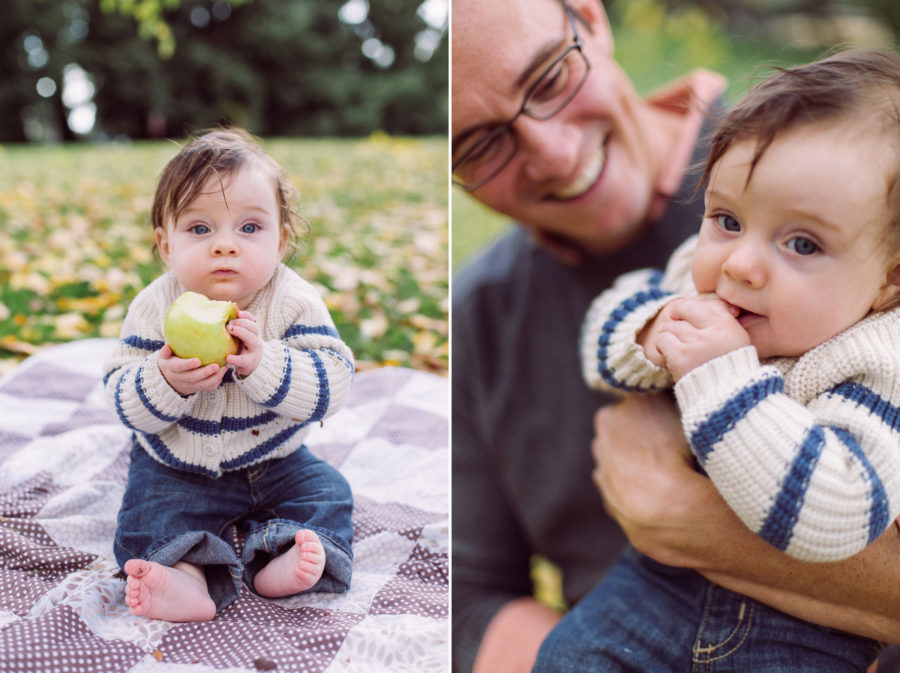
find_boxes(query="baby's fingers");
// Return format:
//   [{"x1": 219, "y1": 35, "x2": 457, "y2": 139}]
[
  {"x1": 667, "y1": 298, "x2": 735, "y2": 328},
  {"x1": 158, "y1": 345, "x2": 202, "y2": 372},
  {"x1": 227, "y1": 319, "x2": 259, "y2": 342},
  {"x1": 657, "y1": 319, "x2": 696, "y2": 343},
  {"x1": 191, "y1": 364, "x2": 228, "y2": 390}
]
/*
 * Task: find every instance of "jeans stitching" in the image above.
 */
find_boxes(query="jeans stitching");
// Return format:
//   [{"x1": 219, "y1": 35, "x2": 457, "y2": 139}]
[{"x1": 692, "y1": 586, "x2": 756, "y2": 665}]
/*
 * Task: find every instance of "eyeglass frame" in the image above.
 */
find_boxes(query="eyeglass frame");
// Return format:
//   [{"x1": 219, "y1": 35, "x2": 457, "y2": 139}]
[{"x1": 452, "y1": 5, "x2": 592, "y2": 192}]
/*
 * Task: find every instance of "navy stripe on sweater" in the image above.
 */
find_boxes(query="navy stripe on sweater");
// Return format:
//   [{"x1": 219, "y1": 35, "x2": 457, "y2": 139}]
[
  {"x1": 284, "y1": 324, "x2": 339, "y2": 339},
  {"x1": 690, "y1": 374, "x2": 784, "y2": 463},
  {"x1": 122, "y1": 335, "x2": 166, "y2": 352},
  {"x1": 111, "y1": 365, "x2": 180, "y2": 430},
  {"x1": 220, "y1": 422, "x2": 306, "y2": 470},
  {"x1": 832, "y1": 427, "x2": 890, "y2": 545},
  {"x1": 829, "y1": 381, "x2": 900, "y2": 431},
  {"x1": 756, "y1": 423, "x2": 889, "y2": 551},
  {"x1": 594, "y1": 271, "x2": 669, "y2": 392},
  {"x1": 260, "y1": 346, "x2": 292, "y2": 408},
  {"x1": 323, "y1": 347, "x2": 355, "y2": 375},
  {"x1": 307, "y1": 350, "x2": 330, "y2": 422},
  {"x1": 758, "y1": 425, "x2": 826, "y2": 551},
  {"x1": 133, "y1": 363, "x2": 180, "y2": 424},
  {"x1": 177, "y1": 410, "x2": 279, "y2": 435},
  {"x1": 141, "y1": 431, "x2": 219, "y2": 478}
]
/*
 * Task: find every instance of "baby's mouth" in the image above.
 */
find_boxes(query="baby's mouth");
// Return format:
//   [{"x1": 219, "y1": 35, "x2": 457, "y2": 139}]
[
  {"x1": 552, "y1": 142, "x2": 607, "y2": 200},
  {"x1": 721, "y1": 299, "x2": 760, "y2": 325},
  {"x1": 736, "y1": 309, "x2": 762, "y2": 326}
]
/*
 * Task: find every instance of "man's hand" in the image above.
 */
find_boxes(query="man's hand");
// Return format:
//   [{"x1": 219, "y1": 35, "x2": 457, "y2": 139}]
[
  {"x1": 592, "y1": 394, "x2": 900, "y2": 643},
  {"x1": 157, "y1": 344, "x2": 228, "y2": 396},
  {"x1": 655, "y1": 296, "x2": 749, "y2": 380},
  {"x1": 591, "y1": 393, "x2": 723, "y2": 568},
  {"x1": 225, "y1": 310, "x2": 263, "y2": 377}
]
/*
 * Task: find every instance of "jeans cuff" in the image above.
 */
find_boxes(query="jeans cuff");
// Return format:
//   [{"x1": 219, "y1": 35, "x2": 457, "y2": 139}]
[{"x1": 242, "y1": 518, "x2": 353, "y2": 596}]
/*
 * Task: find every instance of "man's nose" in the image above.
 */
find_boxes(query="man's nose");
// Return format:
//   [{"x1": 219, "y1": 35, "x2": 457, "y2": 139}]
[{"x1": 514, "y1": 116, "x2": 579, "y2": 183}]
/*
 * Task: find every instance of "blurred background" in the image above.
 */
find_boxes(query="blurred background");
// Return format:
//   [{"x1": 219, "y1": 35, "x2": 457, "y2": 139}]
[
  {"x1": 3, "y1": 0, "x2": 447, "y2": 141},
  {"x1": 0, "y1": 0, "x2": 448, "y2": 377},
  {"x1": 452, "y1": 0, "x2": 900, "y2": 272}
]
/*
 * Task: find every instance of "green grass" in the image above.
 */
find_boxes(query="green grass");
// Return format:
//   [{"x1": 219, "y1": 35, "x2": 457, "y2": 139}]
[
  {"x1": 450, "y1": 191, "x2": 509, "y2": 272},
  {"x1": 0, "y1": 135, "x2": 448, "y2": 377}
]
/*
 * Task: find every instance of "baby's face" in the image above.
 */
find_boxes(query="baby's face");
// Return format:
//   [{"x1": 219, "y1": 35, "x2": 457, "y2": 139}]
[
  {"x1": 691, "y1": 119, "x2": 898, "y2": 359},
  {"x1": 155, "y1": 163, "x2": 286, "y2": 308}
]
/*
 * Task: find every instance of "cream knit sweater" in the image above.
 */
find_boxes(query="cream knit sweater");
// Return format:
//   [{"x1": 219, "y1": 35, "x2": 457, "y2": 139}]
[
  {"x1": 103, "y1": 265, "x2": 354, "y2": 478},
  {"x1": 581, "y1": 236, "x2": 900, "y2": 561}
]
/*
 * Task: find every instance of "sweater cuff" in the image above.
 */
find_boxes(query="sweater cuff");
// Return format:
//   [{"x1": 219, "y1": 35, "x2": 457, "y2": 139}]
[
  {"x1": 238, "y1": 340, "x2": 289, "y2": 407},
  {"x1": 144, "y1": 356, "x2": 195, "y2": 418},
  {"x1": 674, "y1": 346, "x2": 761, "y2": 411},
  {"x1": 582, "y1": 293, "x2": 680, "y2": 392}
]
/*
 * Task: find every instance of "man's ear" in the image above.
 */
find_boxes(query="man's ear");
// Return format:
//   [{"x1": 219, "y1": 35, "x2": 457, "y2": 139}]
[
  {"x1": 155, "y1": 226, "x2": 171, "y2": 265},
  {"x1": 872, "y1": 263, "x2": 900, "y2": 312}
]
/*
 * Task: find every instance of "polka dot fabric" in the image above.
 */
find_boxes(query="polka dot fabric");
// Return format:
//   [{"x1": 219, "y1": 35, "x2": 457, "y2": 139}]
[{"x1": 0, "y1": 340, "x2": 448, "y2": 672}]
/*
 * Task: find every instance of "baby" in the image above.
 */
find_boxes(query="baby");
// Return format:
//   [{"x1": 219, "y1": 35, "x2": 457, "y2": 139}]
[
  {"x1": 538, "y1": 49, "x2": 900, "y2": 672},
  {"x1": 103, "y1": 128, "x2": 355, "y2": 622}
]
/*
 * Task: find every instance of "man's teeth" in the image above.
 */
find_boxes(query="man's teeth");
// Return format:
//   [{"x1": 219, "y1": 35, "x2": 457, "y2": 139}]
[{"x1": 554, "y1": 145, "x2": 606, "y2": 199}]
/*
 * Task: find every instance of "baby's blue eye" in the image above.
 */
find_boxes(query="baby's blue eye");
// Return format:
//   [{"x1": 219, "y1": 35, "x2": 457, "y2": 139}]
[
  {"x1": 191, "y1": 224, "x2": 211, "y2": 235},
  {"x1": 715, "y1": 214, "x2": 740, "y2": 232},
  {"x1": 240, "y1": 222, "x2": 259, "y2": 234},
  {"x1": 787, "y1": 237, "x2": 819, "y2": 255}
]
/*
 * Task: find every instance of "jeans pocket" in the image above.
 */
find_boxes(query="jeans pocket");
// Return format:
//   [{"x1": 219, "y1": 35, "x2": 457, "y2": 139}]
[{"x1": 692, "y1": 584, "x2": 755, "y2": 665}]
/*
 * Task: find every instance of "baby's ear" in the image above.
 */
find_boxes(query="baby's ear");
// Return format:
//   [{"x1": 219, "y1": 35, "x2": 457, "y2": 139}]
[
  {"x1": 278, "y1": 225, "x2": 291, "y2": 259},
  {"x1": 155, "y1": 226, "x2": 171, "y2": 264},
  {"x1": 872, "y1": 263, "x2": 900, "y2": 312}
]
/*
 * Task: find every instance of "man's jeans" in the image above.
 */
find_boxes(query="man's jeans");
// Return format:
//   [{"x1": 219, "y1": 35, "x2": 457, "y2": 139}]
[
  {"x1": 115, "y1": 441, "x2": 353, "y2": 612},
  {"x1": 534, "y1": 548, "x2": 881, "y2": 673}
]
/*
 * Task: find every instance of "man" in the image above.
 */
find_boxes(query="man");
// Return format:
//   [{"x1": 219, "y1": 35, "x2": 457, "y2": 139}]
[{"x1": 451, "y1": 1, "x2": 900, "y2": 672}]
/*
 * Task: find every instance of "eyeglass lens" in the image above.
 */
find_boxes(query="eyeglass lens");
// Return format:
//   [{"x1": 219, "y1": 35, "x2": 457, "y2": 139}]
[{"x1": 452, "y1": 13, "x2": 589, "y2": 191}]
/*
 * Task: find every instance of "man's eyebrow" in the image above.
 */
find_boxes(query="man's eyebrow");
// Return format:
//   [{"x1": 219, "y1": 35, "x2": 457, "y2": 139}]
[
  {"x1": 515, "y1": 36, "x2": 566, "y2": 89},
  {"x1": 452, "y1": 36, "x2": 565, "y2": 153}
]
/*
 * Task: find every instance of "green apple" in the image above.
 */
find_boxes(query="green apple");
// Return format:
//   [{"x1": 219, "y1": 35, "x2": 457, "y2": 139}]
[{"x1": 164, "y1": 291, "x2": 239, "y2": 366}]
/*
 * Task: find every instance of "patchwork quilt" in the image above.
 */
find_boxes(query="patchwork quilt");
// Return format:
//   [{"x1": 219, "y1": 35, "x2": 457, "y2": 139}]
[{"x1": 0, "y1": 339, "x2": 448, "y2": 672}]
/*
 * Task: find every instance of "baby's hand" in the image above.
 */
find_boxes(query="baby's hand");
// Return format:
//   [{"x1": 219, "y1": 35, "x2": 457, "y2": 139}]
[
  {"x1": 157, "y1": 344, "x2": 227, "y2": 396},
  {"x1": 655, "y1": 296, "x2": 750, "y2": 381},
  {"x1": 637, "y1": 301, "x2": 680, "y2": 368},
  {"x1": 226, "y1": 310, "x2": 263, "y2": 377}
]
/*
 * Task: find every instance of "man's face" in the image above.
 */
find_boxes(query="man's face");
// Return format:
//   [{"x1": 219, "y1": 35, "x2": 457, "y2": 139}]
[{"x1": 452, "y1": 0, "x2": 658, "y2": 257}]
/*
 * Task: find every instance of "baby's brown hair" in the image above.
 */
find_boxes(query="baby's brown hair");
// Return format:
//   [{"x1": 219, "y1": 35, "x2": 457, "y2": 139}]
[
  {"x1": 702, "y1": 49, "x2": 900, "y2": 243},
  {"x1": 151, "y1": 127, "x2": 304, "y2": 258},
  {"x1": 700, "y1": 49, "x2": 900, "y2": 309}
]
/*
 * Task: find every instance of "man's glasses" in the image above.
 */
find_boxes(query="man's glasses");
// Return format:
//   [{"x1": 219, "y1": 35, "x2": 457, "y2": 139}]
[{"x1": 452, "y1": 6, "x2": 591, "y2": 192}]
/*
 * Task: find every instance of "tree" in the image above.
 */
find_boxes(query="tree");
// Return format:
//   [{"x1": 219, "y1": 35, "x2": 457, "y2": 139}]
[{"x1": 2, "y1": 0, "x2": 447, "y2": 141}]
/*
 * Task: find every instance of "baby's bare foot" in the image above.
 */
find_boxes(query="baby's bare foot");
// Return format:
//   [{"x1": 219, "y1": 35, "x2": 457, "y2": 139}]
[
  {"x1": 253, "y1": 529, "x2": 325, "y2": 598},
  {"x1": 123, "y1": 559, "x2": 216, "y2": 622}
]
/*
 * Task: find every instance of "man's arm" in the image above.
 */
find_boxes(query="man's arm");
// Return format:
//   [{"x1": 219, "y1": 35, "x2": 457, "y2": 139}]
[
  {"x1": 471, "y1": 598, "x2": 561, "y2": 673},
  {"x1": 592, "y1": 394, "x2": 900, "y2": 643},
  {"x1": 451, "y1": 324, "x2": 550, "y2": 673}
]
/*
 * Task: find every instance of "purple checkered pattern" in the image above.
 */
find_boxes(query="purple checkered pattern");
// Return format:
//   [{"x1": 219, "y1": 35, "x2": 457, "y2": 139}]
[{"x1": 0, "y1": 340, "x2": 448, "y2": 672}]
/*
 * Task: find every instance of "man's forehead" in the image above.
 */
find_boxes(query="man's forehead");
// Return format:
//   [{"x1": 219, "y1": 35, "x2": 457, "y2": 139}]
[
  {"x1": 452, "y1": 0, "x2": 561, "y2": 66},
  {"x1": 451, "y1": 0, "x2": 566, "y2": 129}
]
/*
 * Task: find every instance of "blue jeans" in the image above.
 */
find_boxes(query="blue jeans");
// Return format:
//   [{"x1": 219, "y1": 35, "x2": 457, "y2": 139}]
[
  {"x1": 534, "y1": 549, "x2": 881, "y2": 673},
  {"x1": 115, "y1": 441, "x2": 353, "y2": 612}
]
